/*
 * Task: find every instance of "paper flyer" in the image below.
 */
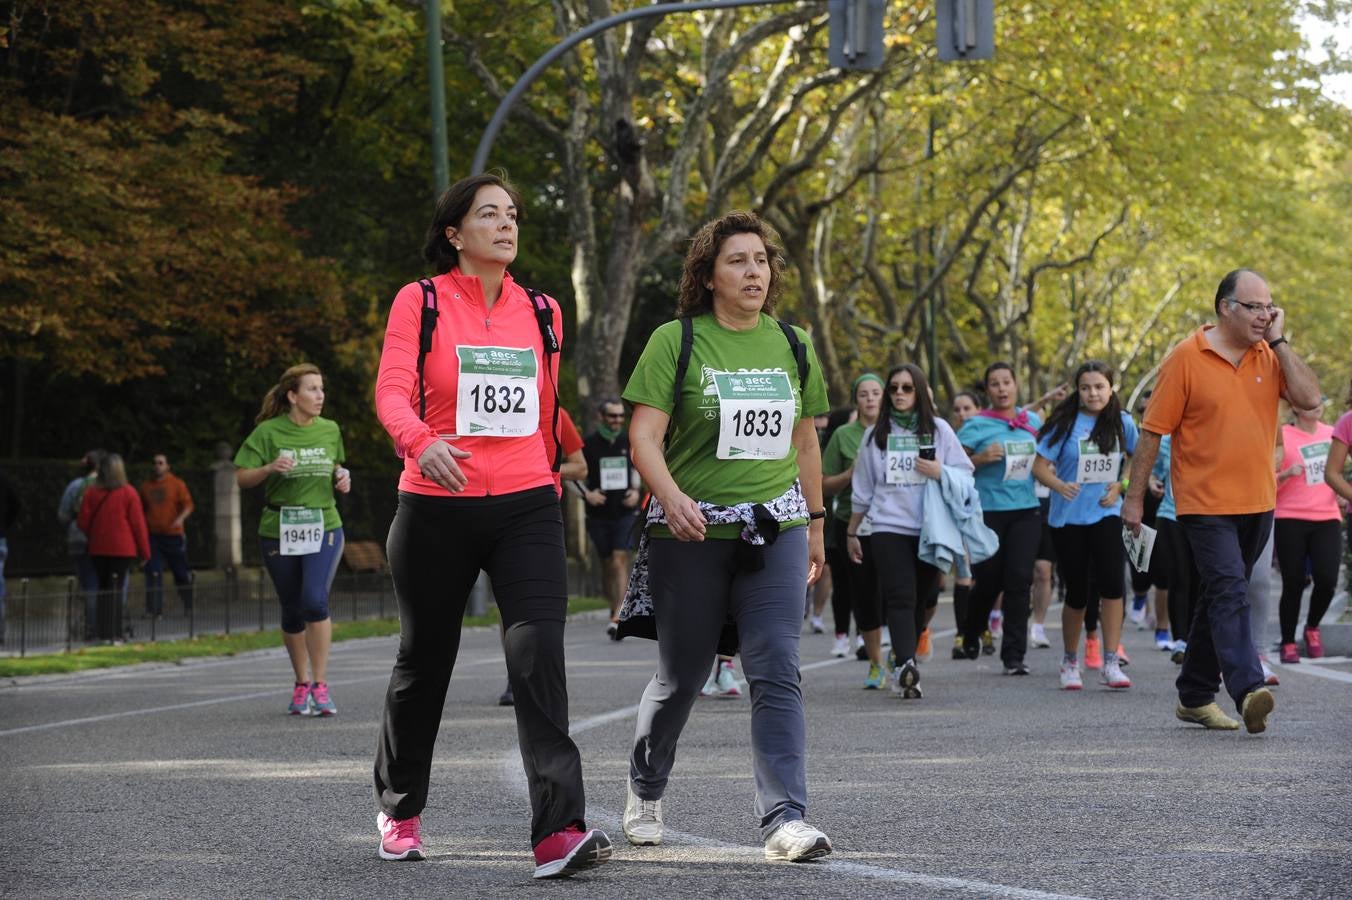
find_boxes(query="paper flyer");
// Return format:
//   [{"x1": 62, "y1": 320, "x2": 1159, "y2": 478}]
[{"x1": 1122, "y1": 523, "x2": 1157, "y2": 573}]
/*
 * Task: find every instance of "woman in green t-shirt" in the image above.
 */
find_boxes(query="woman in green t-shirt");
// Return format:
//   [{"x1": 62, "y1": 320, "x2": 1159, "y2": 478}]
[
  {"x1": 234, "y1": 363, "x2": 351, "y2": 717},
  {"x1": 618, "y1": 211, "x2": 833, "y2": 863}
]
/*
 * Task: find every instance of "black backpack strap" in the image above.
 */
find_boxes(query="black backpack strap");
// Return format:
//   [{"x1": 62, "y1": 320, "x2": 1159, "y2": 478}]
[
  {"x1": 673, "y1": 316, "x2": 695, "y2": 410},
  {"x1": 416, "y1": 278, "x2": 439, "y2": 421},
  {"x1": 776, "y1": 319, "x2": 809, "y2": 392},
  {"x1": 523, "y1": 287, "x2": 563, "y2": 472}
]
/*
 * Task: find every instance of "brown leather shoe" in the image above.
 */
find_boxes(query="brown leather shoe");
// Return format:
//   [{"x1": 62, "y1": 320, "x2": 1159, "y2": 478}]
[{"x1": 1241, "y1": 687, "x2": 1275, "y2": 734}]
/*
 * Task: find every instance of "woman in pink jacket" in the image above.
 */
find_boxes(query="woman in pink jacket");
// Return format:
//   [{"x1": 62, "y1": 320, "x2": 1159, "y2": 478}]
[
  {"x1": 369, "y1": 173, "x2": 610, "y2": 879},
  {"x1": 77, "y1": 453, "x2": 149, "y2": 640}
]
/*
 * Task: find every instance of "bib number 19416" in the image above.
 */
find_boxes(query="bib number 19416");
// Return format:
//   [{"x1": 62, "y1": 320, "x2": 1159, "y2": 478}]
[{"x1": 280, "y1": 507, "x2": 323, "y2": 556}]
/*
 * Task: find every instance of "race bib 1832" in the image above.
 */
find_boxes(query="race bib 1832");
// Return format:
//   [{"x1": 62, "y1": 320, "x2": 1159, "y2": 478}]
[
  {"x1": 455, "y1": 346, "x2": 540, "y2": 438},
  {"x1": 713, "y1": 371, "x2": 795, "y2": 460}
]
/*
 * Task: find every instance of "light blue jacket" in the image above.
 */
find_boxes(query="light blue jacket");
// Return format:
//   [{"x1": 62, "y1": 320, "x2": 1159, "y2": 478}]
[{"x1": 918, "y1": 466, "x2": 999, "y2": 578}]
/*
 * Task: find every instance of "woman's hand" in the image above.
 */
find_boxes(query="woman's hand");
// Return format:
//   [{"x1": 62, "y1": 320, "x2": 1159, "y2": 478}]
[
  {"x1": 1055, "y1": 480, "x2": 1080, "y2": 502},
  {"x1": 916, "y1": 457, "x2": 943, "y2": 481},
  {"x1": 418, "y1": 438, "x2": 473, "y2": 493},
  {"x1": 1099, "y1": 481, "x2": 1122, "y2": 507},
  {"x1": 847, "y1": 534, "x2": 863, "y2": 564},
  {"x1": 333, "y1": 466, "x2": 352, "y2": 495},
  {"x1": 977, "y1": 443, "x2": 1005, "y2": 466},
  {"x1": 270, "y1": 453, "x2": 297, "y2": 475},
  {"x1": 1278, "y1": 461, "x2": 1304, "y2": 481},
  {"x1": 806, "y1": 526, "x2": 825, "y2": 585},
  {"x1": 659, "y1": 490, "x2": 706, "y2": 542}
]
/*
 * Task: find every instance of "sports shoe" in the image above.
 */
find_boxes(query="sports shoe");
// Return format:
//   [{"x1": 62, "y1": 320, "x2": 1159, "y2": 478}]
[
  {"x1": 1029, "y1": 623, "x2": 1050, "y2": 648},
  {"x1": 863, "y1": 662, "x2": 887, "y2": 690},
  {"x1": 1129, "y1": 594, "x2": 1149, "y2": 627},
  {"x1": 891, "y1": 659, "x2": 921, "y2": 699},
  {"x1": 1059, "y1": 660, "x2": 1083, "y2": 691},
  {"x1": 1115, "y1": 644, "x2": 1130, "y2": 666},
  {"x1": 1259, "y1": 656, "x2": 1280, "y2": 686},
  {"x1": 715, "y1": 661, "x2": 741, "y2": 697},
  {"x1": 377, "y1": 812, "x2": 426, "y2": 861},
  {"x1": 1171, "y1": 642, "x2": 1187, "y2": 665},
  {"x1": 916, "y1": 628, "x2": 932, "y2": 663},
  {"x1": 288, "y1": 682, "x2": 312, "y2": 716},
  {"x1": 854, "y1": 635, "x2": 867, "y2": 659},
  {"x1": 700, "y1": 666, "x2": 719, "y2": 697},
  {"x1": 989, "y1": 610, "x2": 1003, "y2": 638},
  {"x1": 1303, "y1": 626, "x2": 1324, "y2": 659},
  {"x1": 1003, "y1": 661, "x2": 1030, "y2": 676},
  {"x1": 533, "y1": 825, "x2": 612, "y2": 879},
  {"x1": 1279, "y1": 642, "x2": 1300, "y2": 664},
  {"x1": 764, "y1": 820, "x2": 832, "y2": 862},
  {"x1": 310, "y1": 681, "x2": 337, "y2": 717},
  {"x1": 1100, "y1": 658, "x2": 1131, "y2": 689},
  {"x1": 879, "y1": 626, "x2": 892, "y2": 648},
  {"x1": 952, "y1": 634, "x2": 967, "y2": 659},
  {"x1": 1241, "y1": 687, "x2": 1275, "y2": 734},
  {"x1": 606, "y1": 620, "x2": 621, "y2": 641},
  {"x1": 1155, "y1": 629, "x2": 1172, "y2": 651},
  {"x1": 809, "y1": 615, "x2": 825, "y2": 635},
  {"x1": 980, "y1": 630, "x2": 995, "y2": 656},
  {"x1": 498, "y1": 682, "x2": 515, "y2": 706},
  {"x1": 1175, "y1": 702, "x2": 1239, "y2": 730},
  {"x1": 1083, "y1": 634, "x2": 1103, "y2": 670},
  {"x1": 831, "y1": 634, "x2": 850, "y2": 658},
  {"x1": 623, "y1": 785, "x2": 663, "y2": 846}
]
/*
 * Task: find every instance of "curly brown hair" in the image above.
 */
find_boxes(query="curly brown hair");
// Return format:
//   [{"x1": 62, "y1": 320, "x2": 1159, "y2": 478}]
[{"x1": 675, "y1": 211, "x2": 786, "y2": 318}]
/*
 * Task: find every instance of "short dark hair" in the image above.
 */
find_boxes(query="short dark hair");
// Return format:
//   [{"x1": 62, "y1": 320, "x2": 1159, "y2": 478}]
[
  {"x1": 1214, "y1": 268, "x2": 1264, "y2": 315},
  {"x1": 983, "y1": 361, "x2": 1016, "y2": 388},
  {"x1": 423, "y1": 173, "x2": 523, "y2": 274}
]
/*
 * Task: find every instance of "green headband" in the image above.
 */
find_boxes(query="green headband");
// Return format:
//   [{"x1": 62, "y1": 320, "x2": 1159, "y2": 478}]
[{"x1": 852, "y1": 373, "x2": 883, "y2": 397}]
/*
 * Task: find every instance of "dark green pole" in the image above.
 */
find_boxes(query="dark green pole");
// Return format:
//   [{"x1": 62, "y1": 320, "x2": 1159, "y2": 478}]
[{"x1": 425, "y1": 0, "x2": 449, "y2": 195}]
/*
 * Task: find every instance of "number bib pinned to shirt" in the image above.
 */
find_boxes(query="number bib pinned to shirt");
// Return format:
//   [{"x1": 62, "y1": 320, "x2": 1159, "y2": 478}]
[
  {"x1": 455, "y1": 346, "x2": 540, "y2": 438},
  {"x1": 713, "y1": 371, "x2": 794, "y2": 460},
  {"x1": 280, "y1": 507, "x2": 324, "y2": 556},
  {"x1": 1076, "y1": 440, "x2": 1120, "y2": 484},
  {"x1": 599, "y1": 456, "x2": 629, "y2": 491},
  {"x1": 886, "y1": 435, "x2": 924, "y2": 486},
  {"x1": 1003, "y1": 440, "x2": 1036, "y2": 481},
  {"x1": 1301, "y1": 441, "x2": 1331, "y2": 486}
]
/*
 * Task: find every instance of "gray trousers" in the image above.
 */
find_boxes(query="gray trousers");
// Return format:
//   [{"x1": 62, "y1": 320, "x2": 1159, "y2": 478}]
[
  {"x1": 1246, "y1": 521, "x2": 1275, "y2": 654},
  {"x1": 630, "y1": 528, "x2": 809, "y2": 839}
]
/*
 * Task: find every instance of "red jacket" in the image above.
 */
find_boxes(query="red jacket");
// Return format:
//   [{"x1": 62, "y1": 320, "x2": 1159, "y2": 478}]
[
  {"x1": 78, "y1": 485, "x2": 151, "y2": 560},
  {"x1": 375, "y1": 269, "x2": 562, "y2": 497}
]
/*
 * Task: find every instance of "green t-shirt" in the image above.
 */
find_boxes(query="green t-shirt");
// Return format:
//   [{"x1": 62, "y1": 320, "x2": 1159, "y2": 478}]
[
  {"x1": 822, "y1": 418, "x2": 867, "y2": 523},
  {"x1": 623, "y1": 313, "x2": 829, "y2": 539},
  {"x1": 234, "y1": 415, "x2": 345, "y2": 539}
]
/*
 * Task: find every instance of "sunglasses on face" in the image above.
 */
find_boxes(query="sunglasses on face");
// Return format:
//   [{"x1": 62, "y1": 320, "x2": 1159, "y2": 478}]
[{"x1": 888, "y1": 383, "x2": 915, "y2": 395}]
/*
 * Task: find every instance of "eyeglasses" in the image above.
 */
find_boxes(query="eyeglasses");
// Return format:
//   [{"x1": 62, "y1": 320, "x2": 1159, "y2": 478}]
[
  {"x1": 603, "y1": 412, "x2": 625, "y2": 419},
  {"x1": 1227, "y1": 298, "x2": 1274, "y2": 316},
  {"x1": 888, "y1": 383, "x2": 915, "y2": 395}
]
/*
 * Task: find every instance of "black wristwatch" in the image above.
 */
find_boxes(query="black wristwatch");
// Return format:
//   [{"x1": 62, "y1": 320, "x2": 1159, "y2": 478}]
[
  {"x1": 1268, "y1": 336, "x2": 1287, "y2": 349},
  {"x1": 808, "y1": 509, "x2": 827, "y2": 520}
]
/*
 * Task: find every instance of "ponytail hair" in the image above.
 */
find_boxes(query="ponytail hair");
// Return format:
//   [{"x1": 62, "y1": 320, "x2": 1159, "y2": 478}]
[
  {"x1": 257, "y1": 363, "x2": 322, "y2": 423},
  {"x1": 1037, "y1": 360, "x2": 1125, "y2": 454},
  {"x1": 874, "y1": 363, "x2": 938, "y2": 452}
]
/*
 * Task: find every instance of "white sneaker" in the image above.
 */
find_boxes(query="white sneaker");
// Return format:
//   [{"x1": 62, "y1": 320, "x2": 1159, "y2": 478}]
[
  {"x1": 764, "y1": 820, "x2": 832, "y2": 862},
  {"x1": 1128, "y1": 597, "x2": 1149, "y2": 628},
  {"x1": 830, "y1": 635, "x2": 850, "y2": 658},
  {"x1": 809, "y1": 616, "x2": 825, "y2": 634},
  {"x1": 879, "y1": 626, "x2": 892, "y2": 648},
  {"x1": 1260, "y1": 656, "x2": 1280, "y2": 686},
  {"x1": 1101, "y1": 659, "x2": 1131, "y2": 689},
  {"x1": 1029, "y1": 623, "x2": 1050, "y2": 648},
  {"x1": 988, "y1": 611, "x2": 1003, "y2": 638},
  {"x1": 715, "y1": 661, "x2": 741, "y2": 697},
  {"x1": 700, "y1": 666, "x2": 719, "y2": 697},
  {"x1": 1059, "y1": 661, "x2": 1083, "y2": 691},
  {"x1": 623, "y1": 785, "x2": 663, "y2": 846}
]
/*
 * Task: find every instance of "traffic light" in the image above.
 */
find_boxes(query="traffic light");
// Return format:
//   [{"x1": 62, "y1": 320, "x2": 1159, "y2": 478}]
[
  {"x1": 936, "y1": 0, "x2": 994, "y2": 61},
  {"x1": 828, "y1": 0, "x2": 885, "y2": 71}
]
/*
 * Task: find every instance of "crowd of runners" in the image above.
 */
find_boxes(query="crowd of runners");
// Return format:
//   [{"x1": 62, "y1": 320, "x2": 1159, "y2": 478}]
[{"x1": 233, "y1": 173, "x2": 1347, "y2": 879}]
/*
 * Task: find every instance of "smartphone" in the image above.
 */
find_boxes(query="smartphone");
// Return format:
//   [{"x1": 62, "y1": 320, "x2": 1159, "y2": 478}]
[{"x1": 919, "y1": 438, "x2": 936, "y2": 461}]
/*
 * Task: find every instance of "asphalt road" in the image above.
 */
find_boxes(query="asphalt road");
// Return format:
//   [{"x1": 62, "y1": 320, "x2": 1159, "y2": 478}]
[{"x1": 2, "y1": 599, "x2": 1350, "y2": 899}]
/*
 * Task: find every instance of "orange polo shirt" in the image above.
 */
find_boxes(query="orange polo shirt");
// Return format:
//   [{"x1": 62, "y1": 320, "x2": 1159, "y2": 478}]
[{"x1": 1142, "y1": 325, "x2": 1285, "y2": 516}]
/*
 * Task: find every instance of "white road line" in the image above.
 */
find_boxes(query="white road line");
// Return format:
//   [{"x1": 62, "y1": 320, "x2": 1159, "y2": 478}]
[{"x1": 1270, "y1": 659, "x2": 1352, "y2": 684}]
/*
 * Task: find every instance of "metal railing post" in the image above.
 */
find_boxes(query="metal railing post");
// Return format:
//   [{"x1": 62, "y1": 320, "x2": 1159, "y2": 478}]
[
  {"x1": 224, "y1": 565, "x2": 233, "y2": 636},
  {"x1": 66, "y1": 577, "x2": 74, "y2": 653},
  {"x1": 19, "y1": 578, "x2": 28, "y2": 657}
]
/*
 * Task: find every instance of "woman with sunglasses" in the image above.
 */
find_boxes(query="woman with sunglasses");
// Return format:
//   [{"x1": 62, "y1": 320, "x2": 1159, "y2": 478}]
[
  {"x1": 847, "y1": 364, "x2": 973, "y2": 699},
  {"x1": 1033, "y1": 361, "x2": 1138, "y2": 691}
]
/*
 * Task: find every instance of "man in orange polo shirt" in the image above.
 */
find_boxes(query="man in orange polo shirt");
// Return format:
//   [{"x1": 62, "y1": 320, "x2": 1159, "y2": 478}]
[
  {"x1": 139, "y1": 453, "x2": 195, "y2": 616},
  {"x1": 1124, "y1": 269, "x2": 1319, "y2": 734}
]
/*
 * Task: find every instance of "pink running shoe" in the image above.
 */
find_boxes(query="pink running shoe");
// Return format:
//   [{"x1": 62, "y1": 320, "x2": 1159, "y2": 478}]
[
  {"x1": 1083, "y1": 635, "x2": 1103, "y2": 670},
  {"x1": 288, "y1": 682, "x2": 312, "y2": 716},
  {"x1": 1303, "y1": 626, "x2": 1324, "y2": 659},
  {"x1": 533, "y1": 825, "x2": 613, "y2": 879},
  {"x1": 377, "y1": 812, "x2": 426, "y2": 861},
  {"x1": 1279, "y1": 642, "x2": 1300, "y2": 664},
  {"x1": 310, "y1": 681, "x2": 337, "y2": 716}
]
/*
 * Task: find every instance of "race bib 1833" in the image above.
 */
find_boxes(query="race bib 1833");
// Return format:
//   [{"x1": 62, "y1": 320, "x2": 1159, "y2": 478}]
[
  {"x1": 713, "y1": 371, "x2": 795, "y2": 460},
  {"x1": 455, "y1": 346, "x2": 540, "y2": 438}
]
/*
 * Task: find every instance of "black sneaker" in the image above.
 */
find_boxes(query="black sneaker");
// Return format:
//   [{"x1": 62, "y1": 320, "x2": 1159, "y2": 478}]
[
  {"x1": 1002, "y1": 661, "x2": 1030, "y2": 676},
  {"x1": 891, "y1": 659, "x2": 921, "y2": 699},
  {"x1": 498, "y1": 683, "x2": 515, "y2": 706}
]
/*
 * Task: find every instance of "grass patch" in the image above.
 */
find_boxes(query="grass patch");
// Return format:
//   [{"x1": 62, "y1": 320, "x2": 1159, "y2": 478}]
[{"x1": 0, "y1": 597, "x2": 608, "y2": 678}]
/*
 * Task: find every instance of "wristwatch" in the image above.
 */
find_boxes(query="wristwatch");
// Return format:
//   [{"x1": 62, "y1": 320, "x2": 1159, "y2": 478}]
[
  {"x1": 808, "y1": 509, "x2": 827, "y2": 520},
  {"x1": 1267, "y1": 336, "x2": 1287, "y2": 349}
]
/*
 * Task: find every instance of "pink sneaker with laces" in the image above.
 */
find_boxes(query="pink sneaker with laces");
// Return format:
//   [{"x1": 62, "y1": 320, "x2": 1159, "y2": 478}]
[
  {"x1": 1303, "y1": 626, "x2": 1324, "y2": 659},
  {"x1": 287, "y1": 683, "x2": 312, "y2": 716},
  {"x1": 532, "y1": 825, "x2": 612, "y2": 879},
  {"x1": 377, "y1": 812, "x2": 425, "y2": 861},
  {"x1": 310, "y1": 681, "x2": 337, "y2": 716}
]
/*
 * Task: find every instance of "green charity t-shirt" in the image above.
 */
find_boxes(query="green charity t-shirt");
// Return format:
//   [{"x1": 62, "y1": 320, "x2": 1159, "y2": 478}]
[
  {"x1": 622, "y1": 313, "x2": 829, "y2": 539},
  {"x1": 234, "y1": 415, "x2": 346, "y2": 539},
  {"x1": 822, "y1": 418, "x2": 867, "y2": 523}
]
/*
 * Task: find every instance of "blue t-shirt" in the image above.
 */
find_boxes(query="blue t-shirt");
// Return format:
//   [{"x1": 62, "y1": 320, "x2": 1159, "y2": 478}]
[
  {"x1": 1151, "y1": 434, "x2": 1176, "y2": 521},
  {"x1": 1035, "y1": 410, "x2": 1139, "y2": 528},
  {"x1": 957, "y1": 410, "x2": 1043, "y2": 512}
]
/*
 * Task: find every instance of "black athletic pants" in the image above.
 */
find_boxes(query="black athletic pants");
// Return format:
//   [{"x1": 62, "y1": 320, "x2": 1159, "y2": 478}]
[
  {"x1": 374, "y1": 487, "x2": 585, "y2": 846},
  {"x1": 824, "y1": 518, "x2": 856, "y2": 634},
  {"x1": 870, "y1": 532, "x2": 939, "y2": 664},
  {"x1": 967, "y1": 507, "x2": 1040, "y2": 665},
  {"x1": 1050, "y1": 517, "x2": 1125, "y2": 612},
  {"x1": 1274, "y1": 517, "x2": 1342, "y2": 644}
]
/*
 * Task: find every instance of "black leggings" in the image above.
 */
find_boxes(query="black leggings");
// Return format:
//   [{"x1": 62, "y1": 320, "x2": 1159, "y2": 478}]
[
  {"x1": 967, "y1": 507, "x2": 1040, "y2": 665},
  {"x1": 91, "y1": 556, "x2": 134, "y2": 640},
  {"x1": 824, "y1": 519, "x2": 856, "y2": 634},
  {"x1": 870, "y1": 532, "x2": 939, "y2": 664},
  {"x1": 1157, "y1": 517, "x2": 1192, "y2": 641},
  {"x1": 374, "y1": 487, "x2": 585, "y2": 846},
  {"x1": 1050, "y1": 517, "x2": 1125, "y2": 612},
  {"x1": 1274, "y1": 517, "x2": 1342, "y2": 643}
]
